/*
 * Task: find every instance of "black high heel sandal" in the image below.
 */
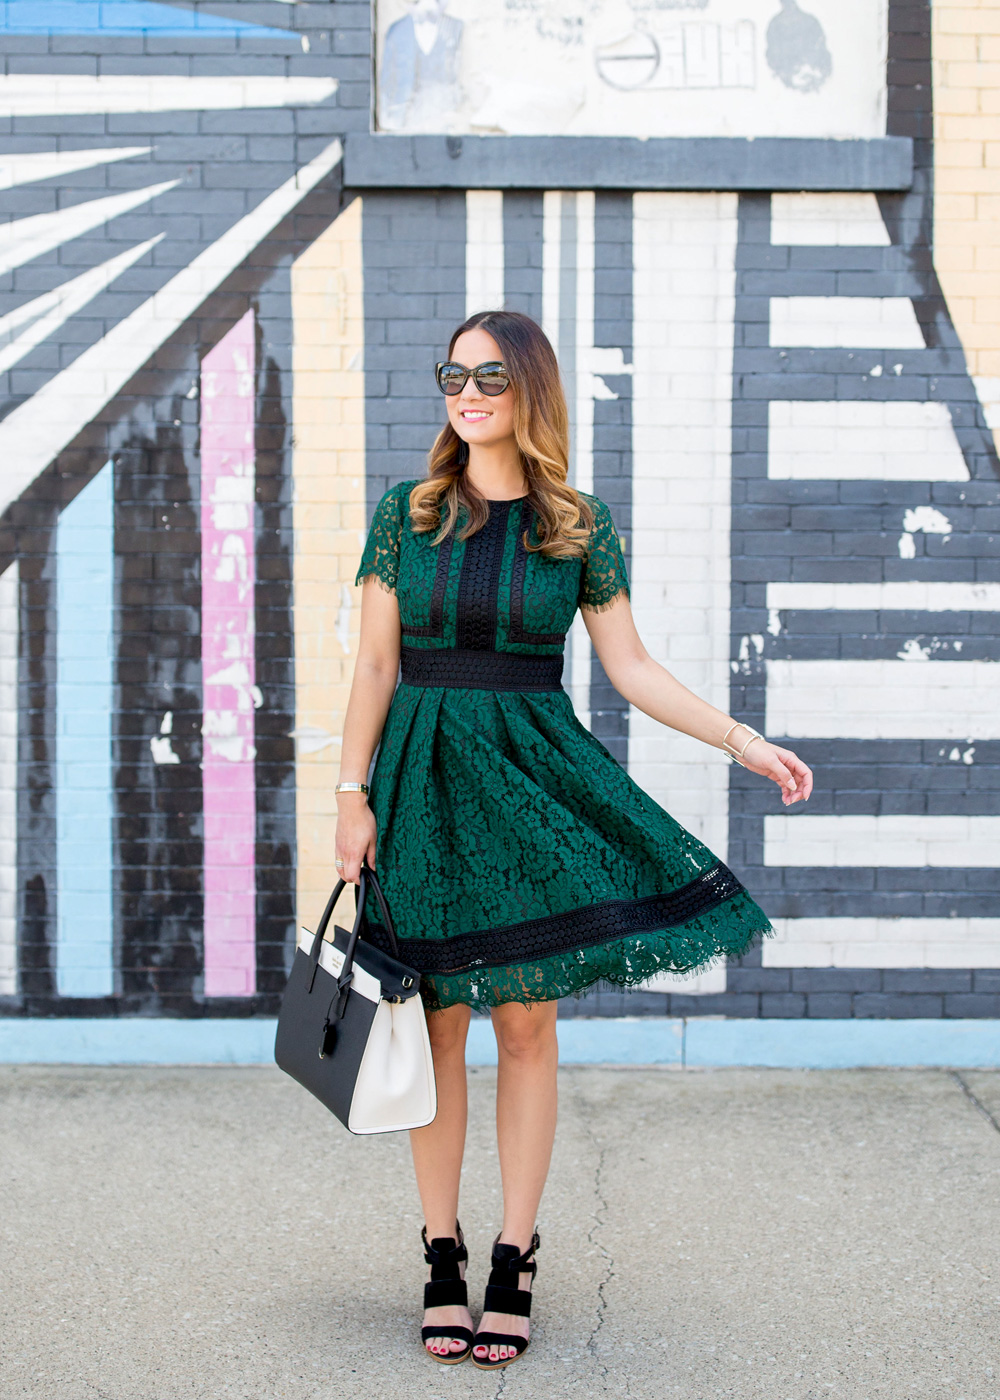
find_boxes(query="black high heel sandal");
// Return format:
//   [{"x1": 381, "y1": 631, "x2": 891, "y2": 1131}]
[
  {"x1": 421, "y1": 1225, "x2": 474, "y2": 1365},
  {"x1": 472, "y1": 1231, "x2": 540, "y2": 1370}
]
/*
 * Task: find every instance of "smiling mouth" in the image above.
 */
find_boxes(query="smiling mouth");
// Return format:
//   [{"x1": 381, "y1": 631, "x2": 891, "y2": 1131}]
[{"x1": 460, "y1": 410, "x2": 492, "y2": 421}]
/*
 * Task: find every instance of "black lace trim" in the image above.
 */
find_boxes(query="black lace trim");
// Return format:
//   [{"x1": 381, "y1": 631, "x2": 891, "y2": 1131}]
[
  {"x1": 508, "y1": 498, "x2": 566, "y2": 646},
  {"x1": 403, "y1": 531, "x2": 454, "y2": 639},
  {"x1": 370, "y1": 864, "x2": 745, "y2": 975},
  {"x1": 456, "y1": 500, "x2": 510, "y2": 651},
  {"x1": 400, "y1": 647, "x2": 564, "y2": 692}
]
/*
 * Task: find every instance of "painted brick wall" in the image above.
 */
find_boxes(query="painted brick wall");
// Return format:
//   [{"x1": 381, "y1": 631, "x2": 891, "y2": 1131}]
[{"x1": 0, "y1": 0, "x2": 997, "y2": 1027}]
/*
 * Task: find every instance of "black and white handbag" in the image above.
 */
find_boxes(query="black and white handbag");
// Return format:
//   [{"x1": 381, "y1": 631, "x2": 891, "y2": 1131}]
[{"x1": 274, "y1": 863, "x2": 436, "y2": 1134}]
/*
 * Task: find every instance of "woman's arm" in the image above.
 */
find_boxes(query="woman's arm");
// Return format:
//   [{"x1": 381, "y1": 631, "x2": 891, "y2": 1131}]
[
  {"x1": 335, "y1": 579, "x2": 402, "y2": 882},
  {"x1": 582, "y1": 594, "x2": 813, "y2": 806}
]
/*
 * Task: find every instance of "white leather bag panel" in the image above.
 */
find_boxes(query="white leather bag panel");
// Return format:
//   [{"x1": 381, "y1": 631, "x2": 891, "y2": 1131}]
[
  {"x1": 348, "y1": 995, "x2": 437, "y2": 1134},
  {"x1": 297, "y1": 925, "x2": 380, "y2": 1005}
]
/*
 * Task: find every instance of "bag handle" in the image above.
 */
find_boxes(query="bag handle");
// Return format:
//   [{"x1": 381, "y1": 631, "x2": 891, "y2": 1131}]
[{"x1": 306, "y1": 860, "x2": 399, "y2": 997}]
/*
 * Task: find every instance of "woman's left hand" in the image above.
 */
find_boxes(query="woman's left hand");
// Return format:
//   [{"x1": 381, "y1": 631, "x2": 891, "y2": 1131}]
[{"x1": 740, "y1": 739, "x2": 813, "y2": 806}]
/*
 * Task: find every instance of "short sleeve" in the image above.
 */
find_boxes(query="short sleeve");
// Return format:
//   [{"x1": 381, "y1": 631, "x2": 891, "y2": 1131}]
[
  {"x1": 579, "y1": 499, "x2": 629, "y2": 612},
  {"x1": 355, "y1": 483, "x2": 408, "y2": 592}
]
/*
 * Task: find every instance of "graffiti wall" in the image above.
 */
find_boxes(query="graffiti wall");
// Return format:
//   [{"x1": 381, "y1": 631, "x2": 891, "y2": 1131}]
[
  {"x1": 375, "y1": 0, "x2": 888, "y2": 137},
  {"x1": 0, "y1": 0, "x2": 997, "y2": 1028}
]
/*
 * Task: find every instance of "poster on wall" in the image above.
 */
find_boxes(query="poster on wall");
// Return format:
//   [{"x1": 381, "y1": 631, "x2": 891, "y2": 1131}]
[{"x1": 375, "y1": 0, "x2": 887, "y2": 139}]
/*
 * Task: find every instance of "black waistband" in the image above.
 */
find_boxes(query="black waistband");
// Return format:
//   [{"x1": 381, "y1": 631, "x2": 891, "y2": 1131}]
[{"x1": 400, "y1": 647, "x2": 564, "y2": 693}]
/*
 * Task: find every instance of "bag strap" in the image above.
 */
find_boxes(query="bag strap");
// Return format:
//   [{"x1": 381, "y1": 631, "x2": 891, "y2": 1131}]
[
  {"x1": 305, "y1": 861, "x2": 399, "y2": 997},
  {"x1": 359, "y1": 862, "x2": 400, "y2": 959}
]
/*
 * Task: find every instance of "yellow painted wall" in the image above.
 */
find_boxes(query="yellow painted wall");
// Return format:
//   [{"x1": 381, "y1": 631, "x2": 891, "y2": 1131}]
[
  {"x1": 290, "y1": 197, "x2": 366, "y2": 931},
  {"x1": 933, "y1": 0, "x2": 1000, "y2": 444}
]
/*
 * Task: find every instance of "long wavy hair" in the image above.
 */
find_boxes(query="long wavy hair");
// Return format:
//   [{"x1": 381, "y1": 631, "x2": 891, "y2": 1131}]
[{"x1": 408, "y1": 310, "x2": 593, "y2": 558}]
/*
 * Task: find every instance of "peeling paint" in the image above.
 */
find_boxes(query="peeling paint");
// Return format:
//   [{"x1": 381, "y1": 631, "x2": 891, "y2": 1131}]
[
  {"x1": 150, "y1": 710, "x2": 180, "y2": 765},
  {"x1": 733, "y1": 633, "x2": 765, "y2": 675},
  {"x1": 898, "y1": 505, "x2": 952, "y2": 559},
  {"x1": 335, "y1": 582, "x2": 352, "y2": 655}
]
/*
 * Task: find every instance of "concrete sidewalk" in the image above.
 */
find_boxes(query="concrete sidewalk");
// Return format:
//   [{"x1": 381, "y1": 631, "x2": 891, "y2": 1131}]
[{"x1": 2, "y1": 1066, "x2": 999, "y2": 1400}]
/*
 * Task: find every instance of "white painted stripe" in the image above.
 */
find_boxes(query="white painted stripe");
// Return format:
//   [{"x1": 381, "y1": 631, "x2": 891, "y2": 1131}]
[
  {"x1": 766, "y1": 658, "x2": 1000, "y2": 740},
  {"x1": 770, "y1": 192, "x2": 890, "y2": 246},
  {"x1": 0, "y1": 140, "x2": 342, "y2": 515},
  {"x1": 0, "y1": 563, "x2": 17, "y2": 997},
  {"x1": 574, "y1": 190, "x2": 596, "y2": 498},
  {"x1": 765, "y1": 814, "x2": 1000, "y2": 868},
  {"x1": 642, "y1": 963, "x2": 728, "y2": 994},
  {"x1": 0, "y1": 147, "x2": 150, "y2": 190},
  {"x1": 764, "y1": 917, "x2": 1000, "y2": 969},
  {"x1": 0, "y1": 182, "x2": 177, "y2": 279},
  {"x1": 464, "y1": 190, "x2": 504, "y2": 318},
  {"x1": 770, "y1": 295, "x2": 924, "y2": 348},
  {"x1": 630, "y1": 192, "x2": 738, "y2": 857},
  {"x1": 0, "y1": 236, "x2": 163, "y2": 376},
  {"x1": 541, "y1": 190, "x2": 561, "y2": 351},
  {"x1": 768, "y1": 399, "x2": 968, "y2": 481},
  {"x1": 973, "y1": 374, "x2": 1000, "y2": 433},
  {"x1": 766, "y1": 581, "x2": 1000, "y2": 612},
  {"x1": 0, "y1": 75, "x2": 337, "y2": 117}
]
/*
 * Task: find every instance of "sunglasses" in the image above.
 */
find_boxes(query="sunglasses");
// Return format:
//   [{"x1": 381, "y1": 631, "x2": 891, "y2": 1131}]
[{"x1": 435, "y1": 360, "x2": 510, "y2": 396}]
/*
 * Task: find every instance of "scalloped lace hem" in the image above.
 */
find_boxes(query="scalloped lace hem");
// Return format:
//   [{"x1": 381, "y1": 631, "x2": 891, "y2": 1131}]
[
  {"x1": 578, "y1": 583, "x2": 630, "y2": 615},
  {"x1": 419, "y1": 900, "x2": 772, "y2": 1012},
  {"x1": 356, "y1": 569, "x2": 397, "y2": 594}
]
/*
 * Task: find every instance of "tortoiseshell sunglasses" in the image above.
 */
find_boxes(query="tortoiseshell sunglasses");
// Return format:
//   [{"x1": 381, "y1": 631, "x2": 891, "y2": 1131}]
[{"x1": 434, "y1": 361, "x2": 510, "y2": 396}]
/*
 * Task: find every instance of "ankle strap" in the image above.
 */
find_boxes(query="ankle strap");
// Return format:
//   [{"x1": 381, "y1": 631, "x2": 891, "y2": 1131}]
[
  {"x1": 422, "y1": 1222, "x2": 468, "y2": 1273},
  {"x1": 489, "y1": 1230, "x2": 540, "y2": 1279}
]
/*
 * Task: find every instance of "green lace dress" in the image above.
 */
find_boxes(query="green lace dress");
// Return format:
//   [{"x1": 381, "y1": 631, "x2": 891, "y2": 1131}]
[{"x1": 355, "y1": 480, "x2": 771, "y2": 1012}]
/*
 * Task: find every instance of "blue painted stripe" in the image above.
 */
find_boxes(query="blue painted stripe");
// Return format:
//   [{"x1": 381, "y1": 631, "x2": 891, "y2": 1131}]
[
  {"x1": 466, "y1": 1016, "x2": 685, "y2": 1066},
  {"x1": 0, "y1": 1, "x2": 295, "y2": 36},
  {"x1": 684, "y1": 1017, "x2": 1000, "y2": 1070},
  {"x1": 0, "y1": 1017, "x2": 278, "y2": 1064},
  {"x1": 1, "y1": 1018, "x2": 999, "y2": 1067},
  {"x1": 56, "y1": 464, "x2": 114, "y2": 999}
]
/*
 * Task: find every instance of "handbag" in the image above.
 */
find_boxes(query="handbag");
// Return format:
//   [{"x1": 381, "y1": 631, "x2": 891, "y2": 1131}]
[{"x1": 274, "y1": 862, "x2": 437, "y2": 1134}]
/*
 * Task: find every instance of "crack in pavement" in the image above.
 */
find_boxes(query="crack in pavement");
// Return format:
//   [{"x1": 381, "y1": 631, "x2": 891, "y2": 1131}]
[
  {"x1": 565, "y1": 1070, "x2": 636, "y2": 1396},
  {"x1": 586, "y1": 1144, "x2": 613, "y2": 1360},
  {"x1": 575, "y1": 1080, "x2": 619, "y2": 1391},
  {"x1": 951, "y1": 1070, "x2": 1000, "y2": 1137},
  {"x1": 492, "y1": 1366, "x2": 507, "y2": 1400}
]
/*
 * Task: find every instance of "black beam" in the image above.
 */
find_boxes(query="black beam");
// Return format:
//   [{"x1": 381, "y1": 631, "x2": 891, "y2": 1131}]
[{"x1": 344, "y1": 135, "x2": 913, "y2": 192}]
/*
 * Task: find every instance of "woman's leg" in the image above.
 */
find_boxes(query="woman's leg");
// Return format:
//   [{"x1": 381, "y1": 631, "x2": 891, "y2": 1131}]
[
  {"x1": 474, "y1": 999, "x2": 559, "y2": 1363},
  {"x1": 410, "y1": 1002, "x2": 473, "y2": 1356}
]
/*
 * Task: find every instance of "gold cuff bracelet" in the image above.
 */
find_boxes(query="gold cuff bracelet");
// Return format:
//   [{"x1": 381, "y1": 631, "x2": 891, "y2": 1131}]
[{"x1": 721, "y1": 722, "x2": 764, "y2": 767}]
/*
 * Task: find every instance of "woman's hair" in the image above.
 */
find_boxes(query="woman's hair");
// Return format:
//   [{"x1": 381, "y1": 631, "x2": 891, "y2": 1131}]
[{"x1": 408, "y1": 309, "x2": 593, "y2": 558}]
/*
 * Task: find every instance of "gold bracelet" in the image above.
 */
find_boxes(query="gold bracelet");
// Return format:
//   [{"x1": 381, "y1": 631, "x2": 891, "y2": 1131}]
[
  {"x1": 721, "y1": 722, "x2": 764, "y2": 767},
  {"x1": 335, "y1": 781, "x2": 369, "y2": 795}
]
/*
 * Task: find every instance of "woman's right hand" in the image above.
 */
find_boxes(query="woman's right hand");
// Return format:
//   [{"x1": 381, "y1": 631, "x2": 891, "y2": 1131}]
[{"x1": 335, "y1": 795, "x2": 378, "y2": 884}]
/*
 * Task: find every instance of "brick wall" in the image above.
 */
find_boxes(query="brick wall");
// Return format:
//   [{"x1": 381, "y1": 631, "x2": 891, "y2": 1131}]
[
  {"x1": 0, "y1": 0, "x2": 996, "y2": 1025},
  {"x1": 932, "y1": 0, "x2": 1000, "y2": 441}
]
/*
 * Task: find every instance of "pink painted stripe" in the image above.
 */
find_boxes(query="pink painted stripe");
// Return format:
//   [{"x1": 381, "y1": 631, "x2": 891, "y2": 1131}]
[{"x1": 200, "y1": 309, "x2": 257, "y2": 998}]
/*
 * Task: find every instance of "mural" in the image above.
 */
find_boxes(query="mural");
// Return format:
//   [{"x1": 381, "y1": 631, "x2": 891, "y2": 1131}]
[
  {"x1": 375, "y1": 0, "x2": 886, "y2": 137},
  {"x1": 0, "y1": 0, "x2": 997, "y2": 1030}
]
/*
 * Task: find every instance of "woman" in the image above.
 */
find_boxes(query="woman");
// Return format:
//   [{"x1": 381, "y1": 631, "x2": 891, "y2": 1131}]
[{"x1": 334, "y1": 310, "x2": 812, "y2": 1370}]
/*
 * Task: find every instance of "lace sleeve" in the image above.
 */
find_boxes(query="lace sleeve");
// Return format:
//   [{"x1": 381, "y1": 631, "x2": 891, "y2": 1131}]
[
  {"x1": 355, "y1": 483, "x2": 407, "y2": 592},
  {"x1": 579, "y1": 498, "x2": 629, "y2": 612}
]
